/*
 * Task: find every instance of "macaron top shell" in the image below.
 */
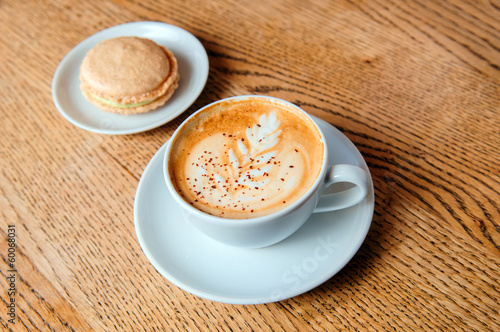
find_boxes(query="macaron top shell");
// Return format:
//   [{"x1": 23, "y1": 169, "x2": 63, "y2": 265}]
[{"x1": 80, "y1": 37, "x2": 171, "y2": 97}]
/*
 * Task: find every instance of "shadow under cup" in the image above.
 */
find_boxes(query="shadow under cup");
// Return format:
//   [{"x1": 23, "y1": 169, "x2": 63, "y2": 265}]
[{"x1": 163, "y1": 95, "x2": 368, "y2": 248}]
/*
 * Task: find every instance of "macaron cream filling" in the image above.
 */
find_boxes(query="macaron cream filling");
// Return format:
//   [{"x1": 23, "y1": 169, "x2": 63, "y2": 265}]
[{"x1": 91, "y1": 94, "x2": 157, "y2": 109}]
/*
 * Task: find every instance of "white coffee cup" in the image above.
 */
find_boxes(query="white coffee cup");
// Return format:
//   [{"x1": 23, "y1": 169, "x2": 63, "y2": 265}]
[{"x1": 163, "y1": 95, "x2": 368, "y2": 248}]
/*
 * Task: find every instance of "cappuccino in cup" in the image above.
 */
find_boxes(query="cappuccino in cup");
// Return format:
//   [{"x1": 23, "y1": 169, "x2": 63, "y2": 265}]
[{"x1": 168, "y1": 97, "x2": 324, "y2": 219}]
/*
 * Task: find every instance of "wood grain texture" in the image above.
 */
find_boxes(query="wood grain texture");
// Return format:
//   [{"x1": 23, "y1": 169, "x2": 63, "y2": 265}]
[{"x1": 0, "y1": 0, "x2": 499, "y2": 330}]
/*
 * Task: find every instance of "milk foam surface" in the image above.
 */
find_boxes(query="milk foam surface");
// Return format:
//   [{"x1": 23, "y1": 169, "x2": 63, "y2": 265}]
[{"x1": 169, "y1": 98, "x2": 324, "y2": 219}]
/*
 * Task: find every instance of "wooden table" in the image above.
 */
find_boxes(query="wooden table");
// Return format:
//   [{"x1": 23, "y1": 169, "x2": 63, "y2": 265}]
[{"x1": 1, "y1": 0, "x2": 499, "y2": 330}]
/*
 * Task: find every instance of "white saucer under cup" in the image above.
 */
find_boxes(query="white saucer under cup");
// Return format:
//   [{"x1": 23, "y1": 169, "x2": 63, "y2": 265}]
[{"x1": 134, "y1": 116, "x2": 374, "y2": 304}]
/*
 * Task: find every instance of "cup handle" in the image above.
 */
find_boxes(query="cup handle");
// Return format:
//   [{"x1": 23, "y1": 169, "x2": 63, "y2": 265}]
[{"x1": 313, "y1": 164, "x2": 369, "y2": 213}]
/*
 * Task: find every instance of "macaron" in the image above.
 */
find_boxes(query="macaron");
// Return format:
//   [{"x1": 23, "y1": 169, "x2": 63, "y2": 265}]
[{"x1": 79, "y1": 36, "x2": 179, "y2": 115}]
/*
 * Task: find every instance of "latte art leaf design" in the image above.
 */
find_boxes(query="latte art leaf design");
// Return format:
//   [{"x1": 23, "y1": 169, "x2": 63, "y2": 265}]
[
  {"x1": 218, "y1": 112, "x2": 283, "y2": 192},
  {"x1": 245, "y1": 113, "x2": 282, "y2": 161}
]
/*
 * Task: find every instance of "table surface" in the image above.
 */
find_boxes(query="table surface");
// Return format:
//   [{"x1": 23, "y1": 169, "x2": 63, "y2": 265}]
[{"x1": 1, "y1": 0, "x2": 499, "y2": 330}]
